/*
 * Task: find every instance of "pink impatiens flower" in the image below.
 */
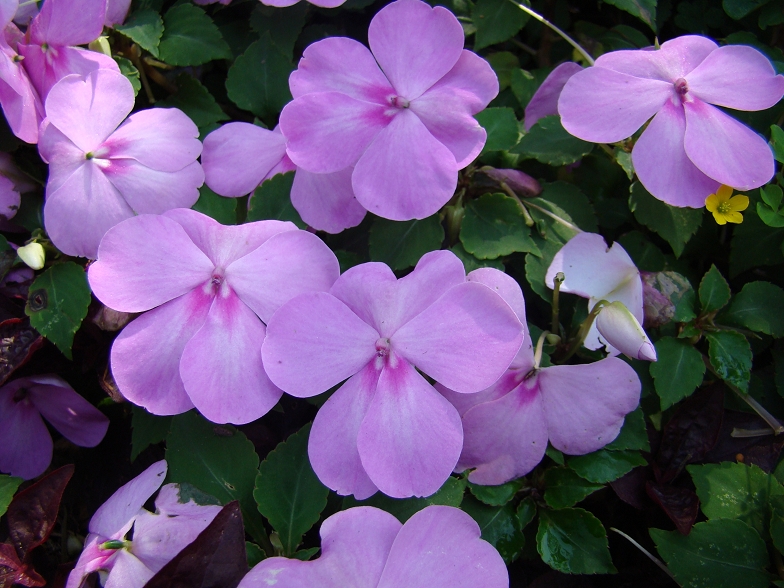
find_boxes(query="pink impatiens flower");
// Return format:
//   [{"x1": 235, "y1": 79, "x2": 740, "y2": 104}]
[
  {"x1": 39, "y1": 69, "x2": 204, "y2": 258},
  {"x1": 239, "y1": 506, "x2": 508, "y2": 588},
  {"x1": 88, "y1": 209, "x2": 340, "y2": 425},
  {"x1": 262, "y1": 250, "x2": 524, "y2": 498},
  {"x1": 558, "y1": 36, "x2": 784, "y2": 207},
  {"x1": 0, "y1": 375, "x2": 109, "y2": 480},
  {"x1": 279, "y1": 0, "x2": 498, "y2": 222},
  {"x1": 66, "y1": 460, "x2": 222, "y2": 588}
]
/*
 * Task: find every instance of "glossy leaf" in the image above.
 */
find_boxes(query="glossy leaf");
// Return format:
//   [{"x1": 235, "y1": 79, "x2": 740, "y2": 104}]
[
  {"x1": 721, "y1": 281, "x2": 784, "y2": 337},
  {"x1": 369, "y1": 215, "x2": 445, "y2": 271},
  {"x1": 115, "y1": 9, "x2": 164, "y2": 57},
  {"x1": 247, "y1": 172, "x2": 305, "y2": 228},
  {"x1": 604, "y1": 0, "x2": 657, "y2": 30},
  {"x1": 461, "y1": 495, "x2": 525, "y2": 564},
  {"x1": 537, "y1": 508, "x2": 616, "y2": 574},
  {"x1": 157, "y1": 75, "x2": 229, "y2": 132},
  {"x1": 568, "y1": 449, "x2": 647, "y2": 484},
  {"x1": 472, "y1": 0, "x2": 529, "y2": 50},
  {"x1": 543, "y1": 467, "x2": 604, "y2": 509},
  {"x1": 699, "y1": 265, "x2": 731, "y2": 313},
  {"x1": 706, "y1": 330, "x2": 752, "y2": 392},
  {"x1": 159, "y1": 4, "x2": 231, "y2": 66},
  {"x1": 630, "y1": 182, "x2": 703, "y2": 257},
  {"x1": 461, "y1": 192, "x2": 540, "y2": 259},
  {"x1": 605, "y1": 407, "x2": 650, "y2": 452},
  {"x1": 512, "y1": 115, "x2": 594, "y2": 166},
  {"x1": 650, "y1": 337, "x2": 706, "y2": 409},
  {"x1": 130, "y1": 406, "x2": 172, "y2": 462},
  {"x1": 468, "y1": 478, "x2": 524, "y2": 506},
  {"x1": 475, "y1": 107, "x2": 520, "y2": 152},
  {"x1": 0, "y1": 476, "x2": 22, "y2": 518}
]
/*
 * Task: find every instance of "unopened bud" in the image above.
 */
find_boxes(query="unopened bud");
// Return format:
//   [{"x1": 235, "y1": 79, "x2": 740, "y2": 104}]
[
  {"x1": 88, "y1": 36, "x2": 112, "y2": 57},
  {"x1": 17, "y1": 242, "x2": 45, "y2": 270},
  {"x1": 596, "y1": 301, "x2": 657, "y2": 362},
  {"x1": 476, "y1": 167, "x2": 542, "y2": 198}
]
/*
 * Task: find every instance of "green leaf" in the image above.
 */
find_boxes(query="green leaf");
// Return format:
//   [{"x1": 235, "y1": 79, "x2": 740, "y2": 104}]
[
  {"x1": 158, "y1": 4, "x2": 231, "y2": 66},
  {"x1": 486, "y1": 52, "x2": 519, "y2": 91},
  {"x1": 544, "y1": 467, "x2": 604, "y2": 509},
  {"x1": 605, "y1": 407, "x2": 649, "y2": 452},
  {"x1": 343, "y1": 477, "x2": 465, "y2": 522},
  {"x1": 254, "y1": 424, "x2": 329, "y2": 556},
  {"x1": 525, "y1": 230, "x2": 569, "y2": 302},
  {"x1": 114, "y1": 56, "x2": 141, "y2": 96},
  {"x1": 604, "y1": 0, "x2": 657, "y2": 30},
  {"x1": 511, "y1": 115, "x2": 594, "y2": 166},
  {"x1": 723, "y1": 0, "x2": 771, "y2": 19},
  {"x1": 166, "y1": 411, "x2": 269, "y2": 549},
  {"x1": 771, "y1": 497, "x2": 784, "y2": 554},
  {"x1": 650, "y1": 337, "x2": 706, "y2": 409},
  {"x1": 468, "y1": 478, "x2": 523, "y2": 506},
  {"x1": 25, "y1": 262, "x2": 91, "y2": 359},
  {"x1": 771, "y1": 125, "x2": 784, "y2": 163},
  {"x1": 115, "y1": 9, "x2": 164, "y2": 57},
  {"x1": 537, "y1": 508, "x2": 616, "y2": 574},
  {"x1": 756, "y1": 201, "x2": 784, "y2": 227},
  {"x1": 688, "y1": 462, "x2": 784, "y2": 537},
  {"x1": 0, "y1": 475, "x2": 22, "y2": 518},
  {"x1": 192, "y1": 185, "x2": 237, "y2": 225},
  {"x1": 247, "y1": 172, "x2": 305, "y2": 228},
  {"x1": 517, "y1": 497, "x2": 537, "y2": 528},
  {"x1": 369, "y1": 215, "x2": 444, "y2": 271},
  {"x1": 226, "y1": 34, "x2": 293, "y2": 120},
  {"x1": 157, "y1": 75, "x2": 229, "y2": 131},
  {"x1": 761, "y1": 184, "x2": 783, "y2": 210},
  {"x1": 706, "y1": 330, "x2": 752, "y2": 392},
  {"x1": 510, "y1": 67, "x2": 549, "y2": 109},
  {"x1": 131, "y1": 407, "x2": 172, "y2": 462},
  {"x1": 450, "y1": 243, "x2": 504, "y2": 272},
  {"x1": 472, "y1": 0, "x2": 529, "y2": 50},
  {"x1": 461, "y1": 495, "x2": 525, "y2": 564},
  {"x1": 537, "y1": 181, "x2": 598, "y2": 232},
  {"x1": 568, "y1": 449, "x2": 646, "y2": 484},
  {"x1": 730, "y1": 207, "x2": 784, "y2": 276},
  {"x1": 474, "y1": 107, "x2": 519, "y2": 152},
  {"x1": 630, "y1": 182, "x2": 703, "y2": 257},
  {"x1": 699, "y1": 264, "x2": 732, "y2": 313},
  {"x1": 651, "y1": 519, "x2": 770, "y2": 588},
  {"x1": 246, "y1": 542, "x2": 265, "y2": 567},
  {"x1": 461, "y1": 193, "x2": 540, "y2": 259},
  {"x1": 721, "y1": 281, "x2": 784, "y2": 337},
  {"x1": 249, "y1": 4, "x2": 307, "y2": 57},
  {"x1": 617, "y1": 231, "x2": 666, "y2": 272}
]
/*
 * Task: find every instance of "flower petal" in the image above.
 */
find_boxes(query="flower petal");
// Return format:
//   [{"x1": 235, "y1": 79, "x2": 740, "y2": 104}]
[
  {"x1": 0, "y1": 385, "x2": 51, "y2": 479},
  {"x1": 0, "y1": 50, "x2": 41, "y2": 144},
  {"x1": 466, "y1": 267, "x2": 527, "y2": 324},
  {"x1": 28, "y1": 0, "x2": 105, "y2": 46},
  {"x1": 102, "y1": 159, "x2": 203, "y2": 214},
  {"x1": 595, "y1": 35, "x2": 718, "y2": 81},
  {"x1": 524, "y1": 61, "x2": 582, "y2": 130},
  {"x1": 38, "y1": 122, "x2": 83, "y2": 191},
  {"x1": 103, "y1": 549, "x2": 154, "y2": 588},
  {"x1": 291, "y1": 167, "x2": 367, "y2": 233}
]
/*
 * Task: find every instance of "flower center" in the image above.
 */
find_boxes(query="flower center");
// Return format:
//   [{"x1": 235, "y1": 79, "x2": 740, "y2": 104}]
[
  {"x1": 375, "y1": 337, "x2": 391, "y2": 357},
  {"x1": 717, "y1": 201, "x2": 732, "y2": 214},
  {"x1": 674, "y1": 77, "x2": 689, "y2": 97},
  {"x1": 389, "y1": 96, "x2": 410, "y2": 109},
  {"x1": 203, "y1": 267, "x2": 230, "y2": 297}
]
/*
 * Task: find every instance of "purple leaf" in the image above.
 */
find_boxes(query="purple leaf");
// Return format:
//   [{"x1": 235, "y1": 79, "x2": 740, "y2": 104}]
[
  {"x1": 646, "y1": 482, "x2": 699, "y2": 535},
  {"x1": 0, "y1": 318, "x2": 43, "y2": 386}
]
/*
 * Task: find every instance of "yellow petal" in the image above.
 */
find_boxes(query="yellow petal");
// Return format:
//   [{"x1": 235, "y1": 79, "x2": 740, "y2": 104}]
[
  {"x1": 711, "y1": 211, "x2": 728, "y2": 225},
  {"x1": 728, "y1": 195, "x2": 749, "y2": 212},
  {"x1": 724, "y1": 211, "x2": 744, "y2": 224},
  {"x1": 717, "y1": 185, "x2": 733, "y2": 200},
  {"x1": 705, "y1": 193, "x2": 720, "y2": 212}
]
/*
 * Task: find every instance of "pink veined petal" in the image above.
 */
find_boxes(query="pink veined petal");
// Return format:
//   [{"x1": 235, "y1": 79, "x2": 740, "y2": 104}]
[
  {"x1": 226, "y1": 229, "x2": 340, "y2": 324},
  {"x1": 44, "y1": 69, "x2": 134, "y2": 153},
  {"x1": 309, "y1": 364, "x2": 381, "y2": 500},
  {"x1": 393, "y1": 281, "x2": 524, "y2": 393},
  {"x1": 428, "y1": 50, "x2": 500, "y2": 114},
  {"x1": 180, "y1": 291, "x2": 282, "y2": 425},
  {"x1": 291, "y1": 167, "x2": 367, "y2": 234},
  {"x1": 105, "y1": 0, "x2": 131, "y2": 26},
  {"x1": 289, "y1": 36, "x2": 393, "y2": 102},
  {"x1": 102, "y1": 159, "x2": 204, "y2": 214},
  {"x1": 524, "y1": 61, "x2": 582, "y2": 130},
  {"x1": 65, "y1": 535, "x2": 109, "y2": 588},
  {"x1": 202, "y1": 122, "x2": 288, "y2": 197},
  {"x1": 368, "y1": 0, "x2": 464, "y2": 101},
  {"x1": 28, "y1": 0, "x2": 105, "y2": 46},
  {"x1": 632, "y1": 98, "x2": 720, "y2": 208},
  {"x1": 262, "y1": 292, "x2": 379, "y2": 397},
  {"x1": 686, "y1": 45, "x2": 784, "y2": 111},
  {"x1": 683, "y1": 98, "x2": 775, "y2": 190},
  {"x1": 458, "y1": 372, "x2": 548, "y2": 484},
  {"x1": 38, "y1": 123, "x2": 83, "y2": 190},
  {"x1": 88, "y1": 214, "x2": 214, "y2": 313},
  {"x1": 43, "y1": 159, "x2": 134, "y2": 259},
  {"x1": 103, "y1": 549, "x2": 154, "y2": 588},
  {"x1": 28, "y1": 377, "x2": 108, "y2": 447},
  {"x1": 595, "y1": 36, "x2": 718, "y2": 82},
  {"x1": 0, "y1": 48, "x2": 41, "y2": 144},
  {"x1": 558, "y1": 67, "x2": 672, "y2": 143},
  {"x1": 0, "y1": 385, "x2": 52, "y2": 479},
  {"x1": 466, "y1": 267, "x2": 527, "y2": 325},
  {"x1": 110, "y1": 290, "x2": 210, "y2": 416},
  {"x1": 378, "y1": 506, "x2": 509, "y2": 588},
  {"x1": 0, "y1": 175, "x2": 19, "y2": 218},
  {"x1": 541, "y1": 358, "x2": 640, "y2": 455},
  {"x1": 352, "y1": 109, "x2": 458, "y2": 221},
  {"x1": 279, "y1": 91, "x2": 389, "y2": 174},
  {"x1": 358, "y1": 357, "x2": 463, "y2": 498},
  {"x1": 89, "y1": 460, "x2": 167, "y2": 537}
]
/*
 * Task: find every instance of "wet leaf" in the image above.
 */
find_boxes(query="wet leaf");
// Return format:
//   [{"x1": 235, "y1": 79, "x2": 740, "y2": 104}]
[
  {"x1": 461, "y1": 495, "x2": 525, "y2": 564},
  {"x1": 537, "y1": 508, "x2": 616, "y2": 574}
]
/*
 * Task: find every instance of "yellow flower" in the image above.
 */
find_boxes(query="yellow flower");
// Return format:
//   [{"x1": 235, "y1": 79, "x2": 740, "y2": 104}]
[{"x1": 705, "y1": 185, "x2": 749, "y2": 225}]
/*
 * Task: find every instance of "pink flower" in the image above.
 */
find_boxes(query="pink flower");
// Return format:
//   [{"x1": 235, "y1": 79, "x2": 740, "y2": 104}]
[
  {"x1": 66, "y1": 460, "x2": 222, "y2": 588},
  {"x1": 39, "y1": 69, "x2": 204, "y2": 258},
  {"x1": 88, "y1": 209, "x2": 340, "y2": 424},
  {"x1": 558, "y1": 36, "x2": 784, "y2": 207},
  {"x1": 595, "y1": 301, "x2": 657, "y2": 362},
  {"x1": 439, "y1": 269, "x2": 641, "y2": 485},
  {"x1": 260, "y1": 0, "x2": 346, "y2": 7},
  {"x1": 239, "y1": 506, "x2": 508, "y2": 588},
  {"x1": 279, "y1": 0, "x2": 498, "y2": 222},
  {"x1": 262, "y1": 250, "x2": 524, "y2": 498},
  {"x1": 0, "y1": 375, "x2": 109, "y2": 480},
  {"x1": 523, "y1": 61, "x2": 581, "y2": 130}
]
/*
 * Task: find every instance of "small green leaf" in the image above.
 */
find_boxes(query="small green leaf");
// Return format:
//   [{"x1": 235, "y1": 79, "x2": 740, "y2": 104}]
[
  {"x1": 249, "y1": 4, "x2": 307, "y2": 57},
  {"x1": 605, "y1": 407, "x2": 649, "y2": 452},
  {"x1": 699, "y1": 264, "x2": 732, "y2": 313},
  {"x1": 771, "y1": 125, "x2": 784, "y2": 163},
  {"x1": 537, "y1": 181, "x2": 598, "y2": 232},
  {"x1": 649, "y1": 337, "x2": 706, "y2": 409},
  {"x1": 115, "y1": 9, "x2": 164, "y2": 57},
  {"x1": 630, "y1": 182, "x2": 703, "y2": 257},
  {"x1": 474, "y1": 107, "x2": 520, "y2": 152},
  {"x1": 246, "y1": 542, "x2": 265, "y2": 567},
  {"x1": 114, "y1": 56, "x2": 141, "y2": 96},
  {"x1": 604, "y1": 0, "x2": 657, "y2": 30},
  {"x1": 511, "y1": 115, "x2": 594, "y2": 166},
  {"x1": 723, "y1": 0, "x2": 771, "y2": 20},
  {"x1": 450, "y1": 243, "x2": 504, "y2": 272},
  {"x1": 247, "y1": 172, "x2": 305, "y2": 228},
  {"x1": 544, "y1": 467, "x2": 604, "y2": 509},
  {"x1": 25, "y1": 262, "x2": 91, "y2": 359},
  {"x1": 468, "y1": 478, "x2": 523, "y2": 506},
  {"x1": 369, "y1": 215, "x2": 444, "y2": 271},
  {"x1": 131, "y1": 407, "x2": 172, "y2": 462},
  {"x1": 472, "y1": 0, "x2": 529, "y2": 50},
  {"x1": 192, "y1": 185, "x2": 237, "y2": 225},
  {"x1": 525, "y1": 232, "x2": 568, "y2": 302},
  {"x1": 461, "y1": 495, "x2": 525, "y2": 564},
  {"x1": 158, "y1": 4, "x2": 231, "y2": 66},
  {"x1": 761, "y1": 184, "x2": 783, "y2": 210},
  {"x1": 157, "y1": 75, "x2": 229, "y2": 132},
  {"x1": 343, "y1": 477, "x2": 465, "y2": 522},
  {"x1": 756, "y1": 202, "x2": 784, "y2": 227},
  {"x1": 516, "y1": 497, "x2": 537, "y2": 529},
  {"x1": 721, "y1": 281, "x2": 784, "y2": 337},
  {"x1": 0, "y1": 475, "x2": 22, "y2": 518},
  {"x1": 461, "y1": 193, "x2": 540, "y2": 259},
  {"x1": 706, "y1": 330, "x2": 752, "y2": 392},
  {"x1": 729, "y1": 207, "x2": 784, "y2": 277},
  {"x1": 537, "y1": 508, "x2": 616, "y2": 574},
  {"x1": 568, "y1": 449, "x2": 646, "y2": 484},
  {"x1": 254, "y1": 424, "x2": 329, "y2": 556},
  {"x1": 486, "y1": 52, "x2": 519, "y2": 91}
]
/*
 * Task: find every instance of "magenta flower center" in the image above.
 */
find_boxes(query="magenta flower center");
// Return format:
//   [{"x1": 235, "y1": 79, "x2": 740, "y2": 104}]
[
  {"x1": 204, "y1": 268, "x2": 231, "y2": 298},
  {"x1": 674, "y1": 77, "x2": 689, "y2": 98},
  {"x1": 375, "y1": 337, "x2": 391, "y2": 357},
  {"x1": 388, "y1": 95, "x2": 410, "y2": 109}
]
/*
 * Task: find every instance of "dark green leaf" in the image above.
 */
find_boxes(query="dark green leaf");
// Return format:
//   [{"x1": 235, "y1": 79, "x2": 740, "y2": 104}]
[
  {"x1": 461, "y1": 193, "x2": 540, "y2": 259},
  {"x1": 771, "y1": 125, "x2": 784, "y2": 163},
  {"x1": 159, "y1": 4, "x2": 231, "y2": 66},
  {"x1": 475, "y1": 107, "x2": 520, "y2": 152},
  {"x1": 650, "y1": 337, "x2": 706, "y2": 409},
  {"x1": 721, "y1": 281, "x2": 784, "y2": 337},
  {"x1": 730, "y1": 208, "x2": 784, "y2": 276},
  {"x1": 510, "y1": 67, "x2": 549, "y2": 109},
  {"x1": 706, "y1": 330, "x2": 752, "y2": 392},
  {"x1": 246, "y1": 542, "x2": 265, "y2": 567},
  {"x1": 115, "y1": 9, "x2": 164, "y2": 57},
  {"x1": 617, "y1": 231, "x2": 666, "y2": 272},
  {"x1": 605, "y1": 407, "x2": 650, "y2": 452},
  {"x1": 249, "y1": 4, "x2": 307, "y2": 57},
  {"x1": 511, "y1": 115, "x2": 594, "y2": 166},
  {"x1": 114, "y1": 56, "x2": 141, "y2": 96},
  {"x1": 25, "y1": 262, "x2": 91, "y2": 359},
  {"x1": 699, "y1": 264, "x2": 731, "y2": 313},
  {"x1": 771, "y1": 497, "x2": 784, "y2": 554},
  {"x1": 472, "y1": 0, "x2": 529, "y2": 50},
  {"x1": 0, "y1": 475, "x2": 22, "y2": 518},
  {"x1": 543, "y1": 467, "x2": 604, "y2": 509},
  {"x1": 192, "y1": 185, "x2": 237, "y2": 225},
  {"x1": 468, "y1": 478, "x2": 523, "y2": 506},
  {"x1": 247, "y1": 172, "x2": 305, "y2": 228},
  {"x1": 630, "y1": 182, "x2": 703, "y2": 257},
  {"x1": 461, "y1": 495, "x2": 525, "y2": 564},
  {"x1": 516, "y1": 497, "x2": 537, "y2": 529},
  {"x1": 723, "y1": 0, "x2": 770, "y2": 19},
  {"x1": 450, "y1": 243, "x2": 504, "y2": 272},
  {"x1": 756, "y1": 202, "x2": 784, "y2": 227},
  {"x1": 537, "y1": 181, "x2": 598, "y2": 232},
  {"x1": 486, "y1": 52, "x2": 519, "y2": 91},
  {"x1": 157, "y1": 75, "x2": 229, "y2": 131},
  {"x1": 292, "y1": 547, "x2": 319, "y2": 561},
  {"x1": 537, "y1": 508, "x2": 616, "y2": 574},
  {"x1": 369, "y1": 215, "x2": 444, "y2": 270},
  {"x1": 604, "y1": 0, "x2": 657, "y2": 30},
  {"x1": 761, "y1": 184, "x2": 783, "y2": 210},
  {"x1": 546, "y1": 445, "x2": 565, "y2": 465},
  {"x1": 131, "y1": 407, "x2": 172, "y2": 462},
  {"x1": 568, "y1": 449, "x2": 646, "y2": 484}
]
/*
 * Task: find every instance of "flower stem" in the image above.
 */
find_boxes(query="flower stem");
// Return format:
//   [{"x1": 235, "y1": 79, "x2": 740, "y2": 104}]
[
  {"x1": 557, "y1": 300, "x2": 606, "y2": 363},
  {"x1": 551, "y1": 272, "x2": 565, "y2": 335},
  {"x1": 609, "y1": 528, "x2": 676, "y2": 581},
  {"x1": 525, "y1": 199, "x2": 583, "y2": 233}
]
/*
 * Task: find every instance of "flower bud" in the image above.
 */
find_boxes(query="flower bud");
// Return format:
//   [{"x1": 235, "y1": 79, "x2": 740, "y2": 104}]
[
  {"x1": 596, "y1": 301, "x2": 657, "y2": 362},
  {"x1": 17, "y1": 242, "x2": 45, "y2": 270},
  {"x1": 641, "y1": 271, "x2": 693, "y2": 328},
  {"x1": 475, "y1": 166, "x2": 542, "y2": 198}
]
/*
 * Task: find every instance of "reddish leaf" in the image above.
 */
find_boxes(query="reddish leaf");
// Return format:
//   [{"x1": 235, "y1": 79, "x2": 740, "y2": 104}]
[
  {"x1": 646, "y1": 482, "x2": 699, "y2": 535},
  {"x1": 0, "y1": 543, "x2": 44, "y2": 587},
  {"x1": 145, "y1": 501, "x2": 247, "y2": 588},
  {"x1": 0, "y1": 318, "x2": 43, "y2": 385},
  {"x1": 705, "y1": 410, "x2": 784, "y2": 472},
  {"x1": 610, "y1": 466, "x2": 651, "y2": 510},
  {"x1": 7, "y1": 465, "x2": 74, "y2": 559}
]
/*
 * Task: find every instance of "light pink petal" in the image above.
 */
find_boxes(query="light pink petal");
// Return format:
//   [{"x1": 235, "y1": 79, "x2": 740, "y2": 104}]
[
  {"x1": 280, "y1": 92, "x2": 389, "y2": 174},
  {"x1": 409, "y1": 96, "x2": 486, "y2": 169},
  {"x1": 180, "y1": 292, "x2": 282, "y2": 425},
  {"x1": 686, "y1": 44, "x2": 784, "y2": 111},
  {"x1": 262, "y1": 292, "x2": 379, "y2": 397},
  {"x1": 393, "y1": 282, "x2": 523, "y2": 393},
  {"x1": 102, "y1": 159, "x2": 204, "y2": 214},
  {"x1": 38, "y1": 122, "x2": 82, "y2": 188},
  {"x1": 524, "y1": 62, "x2": 582, "y2": 130},
  {"x1": 0, "y1": 49, "x2": 41, "y2": 144},
  {"x1": 309, "y1": 365, "x2": 380, "y2": 500},
  {"x1": 89, "y1": 460, "x2": 167, "y2": 537},
  {"x1": 0, "y1": 384, "x2": 51, "y2": 479},
  {"x1": 28, "y1": 377, "x2": 108, "y2": 447},
  {"x1": 429, "y1": 50, "x2": 500, "y2": 113},
  {"x1": 89, "y1": 214, "x2": 214, "y2": 313},
  {"x1": 291, "y1": 167, "x2": 367, "y2": 233},
  {"x1": 358, "y1": 357, "x2": 463, "y2": 498},
  {"x1": 289, "y1": 36, "x2": 393, "y2": 102},
  {"x1": 203, "y1": 123, "x2": 288, "y2": 197},
  {"x1": 436, "y1": 377, "x2": 511, "y2": 419},
  {"x1": 0, "y1": 175, "x2": 19, "y2": 218},
  {"x1": 0, "y1": 0, "x2": 17, "y2": 27},
  {"x1": 467, "y1": 267, "x2": 527, "y2": 324},
  {"x1": 260, "y1": 0, "x2": 301, "y2": 6},
  {"x1": 558, "y1": 67, "x2": 672, "y2": 143},
  {"x1": 683, "y1": 99, "x2": 775, "y2": 190},
  {"x1": 368, "y1": 0, "x2": 463, "y2": 101},
  {"x1": 110, "y1": 290, "x2": 209, "y2": 416},
  {"x1": 153, "y1": 484, "x2": 221, "y2": 517},
  {"x1": 105, "y1": 0, "x2": 131, "y2": 26},
  {"x1": 28, "y1": 0, "x2": 105, "y2": 46},
  {"x1": 542, "y1": 358, "x2": 640, "y2": 454},
  {"x1": 378, "y1": 506, "x2": 508, "y2": 588},
  {"x1": 226, "y1": 230, "x2": 339, "y2": 324},
  {"x1": 66, "y1": 535, "x2": 110, "y2": 588},
  {"x1": 353, "y1": 109, "x2": 457, "y2": 220},
  {"x1": 595, "y1": 36, "x2": 718, "y2": 81},
  {"x1": 632, "y1": 99, "x2": 720, "y2": 208},
  {"x1": 103, "y1": 549, "x2": 154, "y2": 588}
]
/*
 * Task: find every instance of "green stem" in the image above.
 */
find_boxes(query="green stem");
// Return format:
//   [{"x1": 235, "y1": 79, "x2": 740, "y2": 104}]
[
  {"x1": 557, "y1": 300, "x2": 606, "y2": 364},
  {"x1": 609, "y1": 528, "x2": 676, "y2": 582},
  {"x1": 551, "y1": 272, "x2": 564, "y2": 336},
  {"x1": 525, "y1": 200, "x2": 582, "y2": 233}
]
